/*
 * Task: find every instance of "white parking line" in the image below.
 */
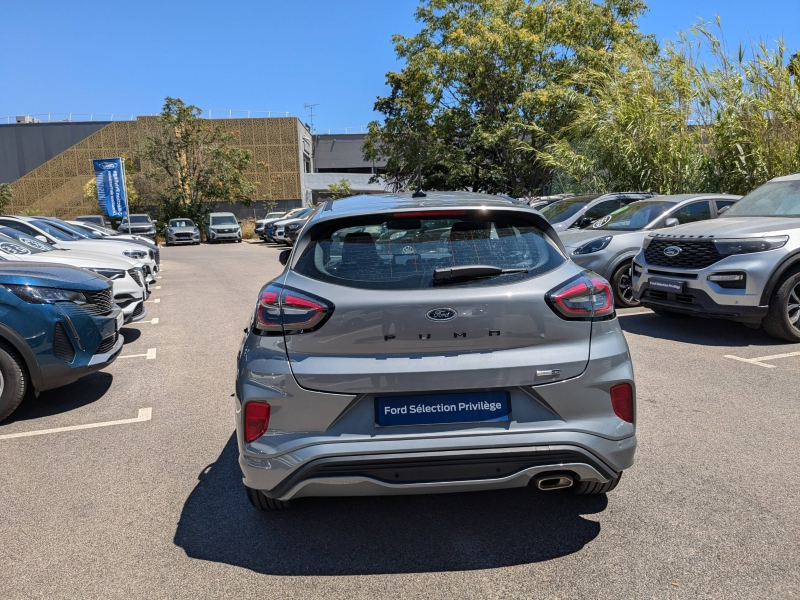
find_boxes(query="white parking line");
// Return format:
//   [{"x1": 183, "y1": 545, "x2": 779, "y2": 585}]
[
  {"x1": 724, "y1": 350, "x2": 800, "y2": 369},
  {"x1": 136, "y1": 318, "x2": 159, "y2": 324},
  {"x1": 118, "y1": 348, "x2": 157, "y2": 360},
  {"x1": 618, "y1": 310, "x2": 653, "y2": 317},
  {"x1": 0, "y1": 408, "x2": 152, "y2": 441},
  {"x1": 155, "y1": 286, "x2": 161, "y2": 289},
  {"x1": 145, "y1": 298, "x2": 160, "y2": 303}
]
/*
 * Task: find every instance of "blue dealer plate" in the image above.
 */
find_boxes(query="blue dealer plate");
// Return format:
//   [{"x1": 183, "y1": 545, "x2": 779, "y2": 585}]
[{"x1": 376, "y1": 391, "x2": 511, "y2": 427}]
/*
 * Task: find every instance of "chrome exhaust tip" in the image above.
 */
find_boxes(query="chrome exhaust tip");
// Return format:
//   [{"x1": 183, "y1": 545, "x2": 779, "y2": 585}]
[{"x1": 535, "y1": 475, "x2": 574, "y2": 491}]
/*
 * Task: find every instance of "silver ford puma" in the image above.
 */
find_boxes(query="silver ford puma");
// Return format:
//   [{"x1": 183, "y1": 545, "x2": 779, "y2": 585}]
[{"x1": 236, "y1": 192, "x2": 636, "y2": 509}]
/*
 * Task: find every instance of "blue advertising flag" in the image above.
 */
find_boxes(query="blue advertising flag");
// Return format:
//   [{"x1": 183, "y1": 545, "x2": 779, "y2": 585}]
[{"x1": 92, "y1": 158, "x2": 128, "y2": 218}]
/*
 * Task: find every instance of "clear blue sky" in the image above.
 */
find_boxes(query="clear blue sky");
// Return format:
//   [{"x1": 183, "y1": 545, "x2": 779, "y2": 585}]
[{"x1": 1, "y1": 1, "x2": 798, "y2": 131}]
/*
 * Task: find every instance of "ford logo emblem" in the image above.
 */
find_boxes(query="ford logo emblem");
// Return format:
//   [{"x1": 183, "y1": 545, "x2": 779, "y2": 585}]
[
  {"x1": 426, "y1": 308, "x2": 457, "y2": 321},
  {"x1": 663, "y1": 246, "x2": 682, "y2": 257}
]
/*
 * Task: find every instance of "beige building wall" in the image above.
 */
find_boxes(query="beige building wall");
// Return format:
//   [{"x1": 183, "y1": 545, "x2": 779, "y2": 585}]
[{"x1": 7, "y1": 117, "x2": 302, "y2": 219}]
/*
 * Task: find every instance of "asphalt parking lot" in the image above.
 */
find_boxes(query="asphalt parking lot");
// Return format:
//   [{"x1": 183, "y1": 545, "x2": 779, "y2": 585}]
[{"x1": 1, "y1": 241, "x2": 798, "y2": 599}]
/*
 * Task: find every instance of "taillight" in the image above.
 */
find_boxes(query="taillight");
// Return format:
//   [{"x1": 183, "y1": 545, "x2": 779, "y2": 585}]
[
  {"x1": 547, "y1": 275, "x2": 614, "y2": 320},
  {"x1": 244, "y1": 401, "x2": 270, "y2": 442},
  {"x1": 254, "y1": 284, "x2": 333, "y2": 334},
  {"x1": 610, "y1": 383, "x2": 634, "y2": 423},
  {"x1": 255, "y1": 285, "x2": 283, "y2": 331}
]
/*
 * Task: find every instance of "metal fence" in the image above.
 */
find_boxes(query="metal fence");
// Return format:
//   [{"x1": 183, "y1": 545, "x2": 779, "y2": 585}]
[{"x1": 2, "y1": 109, "x2": 293, "y2": 125}]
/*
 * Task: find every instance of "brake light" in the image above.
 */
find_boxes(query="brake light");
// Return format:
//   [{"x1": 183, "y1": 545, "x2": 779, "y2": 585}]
[
  {"x1": 254, "y1": 284, "x2": 333, "y2": 333},
  {"x1": 547, "y1": 275, "x2": 614, "y2": 319},
  {"x1": 393, "y1": 211, "x2": 466, "y2": 218},
  {"x1": 610, "y1": 383, "x2": 634, "y2": 423},
  {"x1": 244, "y1": 401, "x2": 270, "y2": 442}
]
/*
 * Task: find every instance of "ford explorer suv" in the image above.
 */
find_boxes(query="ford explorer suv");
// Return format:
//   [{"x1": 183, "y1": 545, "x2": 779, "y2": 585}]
[{"x1": 632, "y1": 173, "x2": 800, "y2": 341}]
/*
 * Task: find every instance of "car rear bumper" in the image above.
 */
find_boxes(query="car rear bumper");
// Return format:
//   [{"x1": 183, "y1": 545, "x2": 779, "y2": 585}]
[{"x1": 240, "y1": 436, "x2": 632, "y2": 500}]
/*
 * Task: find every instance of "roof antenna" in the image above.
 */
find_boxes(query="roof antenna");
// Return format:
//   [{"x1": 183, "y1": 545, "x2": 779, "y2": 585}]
[{"x1": 411, "y1": 153, "x2": 426, "y2": 198}]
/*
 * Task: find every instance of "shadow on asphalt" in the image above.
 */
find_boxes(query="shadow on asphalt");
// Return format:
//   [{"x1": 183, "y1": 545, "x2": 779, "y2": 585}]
[
  {"x1": 2, "y1": 371, "x2": 113, "y2": 425},
  {"x1": 120, "y1": 327, "x2": 141, "y2": 344},
  {"x1": 173, "y1": 433, "x2": 606, "y2": 575},
  {"x1": 619, "y1": 312, "x2": 792, "y2": 348}
]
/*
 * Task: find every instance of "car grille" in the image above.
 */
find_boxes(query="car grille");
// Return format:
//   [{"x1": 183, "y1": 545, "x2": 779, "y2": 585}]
[
  {"x1": 83, "y1": 287, "x2": 115, "y2": 316},
  {"x1": 53, "y1": 322, "x2": 75, "y2": 363},
  {"x1": 175, "y1": 232, "x2": 192, "y2": 239},
  {"x1": 96, "y1": 332, "x2": 118, "y2": 354},
  {"x1": 216, "y1": 228, "x2": 236, "y2": 234},
  {"x1": 127, "y1": 268, "x2": 142, "y2": 286},
  {"x1": 644, "y1": 238, "x2": 723, "y2": 269},
  {"x1": 132, "y1": 303, "x2": 144, "y2": 318}
]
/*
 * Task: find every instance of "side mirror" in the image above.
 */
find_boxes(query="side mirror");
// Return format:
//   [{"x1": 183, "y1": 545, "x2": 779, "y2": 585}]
[
  {"x1": 279, "y1": 249, "x2": 291, "y2": 266},
  {"x1": 578, "y1": 216, "x2": 594, "y2": 228},
  {"x1": 664, "y1": 217, "x2": 680, "y2": 228},
  {"x1": 35, "y1": 235, "x2": 48, "y2": 243},
  {"x1": 718, "y1": 205, "x2": 730, "y2": 214},
  {"x1": 152, "y1": 220, "x2": 158, "y2": 225}
]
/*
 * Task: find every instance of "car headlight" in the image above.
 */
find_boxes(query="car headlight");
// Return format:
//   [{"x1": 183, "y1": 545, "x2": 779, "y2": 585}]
[
  {"x1": 5, "y1": 284, "x2": 87, "y2": 305},
  {"x1": 123, "y1": 249, "x2": 148, "y2": 260},
  {"x1": 573, "y1": 236, "x2": 613, "y2": 255},
  {"x1": 713, "y1": 236, "x2": 789, "y2": 255},
  {"x1": 166, "y1": 228, "x2": 174, "y2": 234},
  {"x1": 87, "y1": 268, "x2": 126, "y2": 280}
]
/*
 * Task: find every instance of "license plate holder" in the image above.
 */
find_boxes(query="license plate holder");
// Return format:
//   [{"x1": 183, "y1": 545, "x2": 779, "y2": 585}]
[
  {"x1": 375, "y1": 391, "x2": 511, "y2": 427},
  {"x1": 649, "y1": 277, "x2": 684, "y2": 293}
]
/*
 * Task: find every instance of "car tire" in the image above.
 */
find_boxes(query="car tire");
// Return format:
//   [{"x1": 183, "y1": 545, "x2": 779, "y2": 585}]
[
  {"x1": 245, "y1": 485, "x2": 291, "y2": 510},
  {"x1": 572, "y1": 474, "x2": 621, "y2": 495},
  {"x1": 762, "y1": 269, "x2": 800, "y2": 342},
  {"x1": 237, "y1": 239, "x2": 242, "y2": 243},
  {"x1": 611, "y1": 262, "x2": 640, "y2": 308},
  {"x1": 0, "y1": 341, "x2": 28, "y2": 422}
]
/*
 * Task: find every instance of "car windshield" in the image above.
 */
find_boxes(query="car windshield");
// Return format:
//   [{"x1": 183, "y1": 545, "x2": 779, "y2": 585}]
[
  {"x1": 66, "y1": 222, "x2": 104, "y2": 238},
  {"x1": 129, "y1": 215, "x2": 151, "y2": 224},
  {"x1": 540, "y1": 196, "x2": 599, "y2": 223},
  {"x1": 42, "y1": 219, "x2": 92, "y2": 239},
  {"x1": 211, "y1": 215, "x2": 237, "y2": 225},
  {"x1": 0, "y1": 228, "x2": 52, "y2": 252},
  {"x1": 294, "y1": 210, "x2": 566, "y2": 290},
  {"x1": 29, "y1": 220, "x2": 76, "y2": 241},
  {"x1": 169, "y1": 219, "x2": 195, "y2": 227},
  {"x1": 722, "y1": 180, "x2": 800, "y2": 218},
  {"x1": 589, "y1": 201, "x2": 675, "y2": 231}
]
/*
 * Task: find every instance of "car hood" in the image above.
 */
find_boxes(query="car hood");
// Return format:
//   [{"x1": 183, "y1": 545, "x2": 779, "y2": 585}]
[
  {"x1": 0, "y1": 262, "x2": 108, "y2": 291},
  {"x1": 283, "y1": 218, "x2": 308, "y2": 227},
  {"x1": 651, "y1": 217, "x2": 800, "y2": 238},
  {"x1": 560, "y1": 229, "x2": 622, "y2": 248},
  {"x1": 42, "y1": 249, "x2": 138, "y2": 270},
  {"x1": 210, "y1": 223, "x2": 240, "y2": 229},
  {"x1": 166, "y1": 226, "x2": 197, "y2": 232},
  {"x1": 53, "y1": 240, "x2": 154, "y2": 262}
]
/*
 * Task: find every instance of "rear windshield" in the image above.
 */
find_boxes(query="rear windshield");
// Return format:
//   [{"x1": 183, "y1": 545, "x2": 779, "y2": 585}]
[
  {"x1": 293, "y1": 211, "x2": 566, "y2": 289},
  {"x1": 540, "y1": 195, "x2": 599, "y2": 223}
]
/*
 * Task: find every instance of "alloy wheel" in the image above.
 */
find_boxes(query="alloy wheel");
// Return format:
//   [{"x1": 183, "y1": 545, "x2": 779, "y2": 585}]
[
  {"x1": 788, "y1": 282, "x2": 800, "y2": 330},
  {"x1": 617, "y1": 265, "x2": 640, "y2": 306}
]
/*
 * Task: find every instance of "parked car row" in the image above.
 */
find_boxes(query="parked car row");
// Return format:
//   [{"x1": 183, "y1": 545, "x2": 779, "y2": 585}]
[
  {"x1": 258, "y1": 208, "x2": 314, "y2": 245},
  {"x1": 0, "y1": 212, "x2": 166, "y2": 422}
]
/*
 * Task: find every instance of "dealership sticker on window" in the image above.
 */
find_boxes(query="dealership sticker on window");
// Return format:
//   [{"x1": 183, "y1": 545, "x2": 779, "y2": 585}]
[{"x1": 0, "y1": 243, "x2": 31, "y2": 255}]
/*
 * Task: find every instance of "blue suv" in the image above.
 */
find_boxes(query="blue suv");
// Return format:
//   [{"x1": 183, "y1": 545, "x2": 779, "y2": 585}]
[{"x1": 0, "y1": 263, "x2": 124, "y2": 421}]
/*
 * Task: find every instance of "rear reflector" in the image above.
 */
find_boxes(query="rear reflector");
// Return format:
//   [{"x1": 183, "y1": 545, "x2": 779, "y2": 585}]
[
  {"x1": 244, "y1": 402, "x2": 270, "y2": 442},
  {"x1": 610, "y1": 383, "x2": 634, "y2": 423}
]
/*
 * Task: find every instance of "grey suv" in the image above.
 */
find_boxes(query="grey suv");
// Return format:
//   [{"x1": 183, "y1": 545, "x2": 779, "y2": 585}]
[
  {"x1": 632, "y1": 173, "x2": 800, "y2": 341},
  {"x1": 561, "y1": 194, "x2": 740, "y2": 307},
  {"x1": 236, "y1": 192, "x2": 637, "y2": 510}
]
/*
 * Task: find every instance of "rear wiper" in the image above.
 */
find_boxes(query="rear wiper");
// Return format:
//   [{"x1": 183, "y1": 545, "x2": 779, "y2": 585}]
[{"x1": 433, "y1": 265, "x2": 528, "y2": 284}]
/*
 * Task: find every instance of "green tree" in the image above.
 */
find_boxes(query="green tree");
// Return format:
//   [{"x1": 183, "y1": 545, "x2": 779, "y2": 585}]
[
  {"x1": 0, "y1": 183, "x2": 12, "y2": 213},
  {"x1": 363, "y1": 0, "x2": 653, "y2": 196},
  {"x1": 139, "y1": 97, "x2": 256, "y2": 223},
  {"x1": 327, "y1": 178, "x2": 353, "y2": 200}
]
